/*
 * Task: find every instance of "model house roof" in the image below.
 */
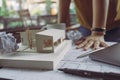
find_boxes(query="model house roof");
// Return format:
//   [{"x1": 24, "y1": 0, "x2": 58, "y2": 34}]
[{"x1": 36, "y1": 29, "x2": 65, "y2": 42}]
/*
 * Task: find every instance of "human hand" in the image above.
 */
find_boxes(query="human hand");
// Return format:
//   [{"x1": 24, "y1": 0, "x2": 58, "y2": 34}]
[{"x1": 75, "y1": 33, "x2": 108, "y2": 50}]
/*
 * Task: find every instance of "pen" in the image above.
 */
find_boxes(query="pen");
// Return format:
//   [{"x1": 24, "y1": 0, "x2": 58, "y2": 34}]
[
  {"x1": 58, "y1": 68, "x2": 120, "y2": 80},
  {"x1": 76, "y1": 48, "x2": 104, "y2": 59}
]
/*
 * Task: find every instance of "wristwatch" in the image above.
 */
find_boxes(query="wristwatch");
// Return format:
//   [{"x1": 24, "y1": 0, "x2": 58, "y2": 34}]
[
  {"x1": 91, "y1": 28, "x2": 106, "y2": 36},
  {"x1": 91, "y1": 28, "x2": 106, "y2": 32}
]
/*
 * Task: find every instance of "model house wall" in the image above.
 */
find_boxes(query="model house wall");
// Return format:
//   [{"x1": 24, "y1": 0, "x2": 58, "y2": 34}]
[
  {"x1": 36, "y1": 29, "x2": 65, "y2": 53},
  {"x1": 20, "y1": 30, "x2": 41, "y2": 47}
]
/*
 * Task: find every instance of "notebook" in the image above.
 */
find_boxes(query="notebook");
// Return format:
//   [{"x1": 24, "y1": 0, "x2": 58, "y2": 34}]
[{"x1": 89, "y1": 43, "x2": 120, "y2": 67}]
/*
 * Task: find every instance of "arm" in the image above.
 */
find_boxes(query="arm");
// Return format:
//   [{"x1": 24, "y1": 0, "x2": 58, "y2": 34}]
[
  {"x1": 92, "y1": 0, "x2": 109, "y2": 29},
  {"x1": 76, "y1": 0, "x2": 109, "y2": 50},
  {"x1": 58, "y1": 0, "x2": 71, "y2": 27}
]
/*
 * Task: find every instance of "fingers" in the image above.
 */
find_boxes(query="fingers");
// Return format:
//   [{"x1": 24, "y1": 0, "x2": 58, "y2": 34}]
[
  {"x1": 76, "y1": 39, "x2": 94, "y2": 50},
  {"x1": 83, "y1": 40, "x2": 94, "y2": 50},
  {"x1": 75, "y1": 40, "x2": 83, "y2": 45},
  {"x1": 76, "y1": 35, "x2": 108, "y2": 50},
  {"x1": 100, "y1": 42, "x2": 108, "y2": 47},
  {"x1": 76, "y1": 40, "x2": 107, "y2": 50},
  {"x1": 76, "y1": 40, "x2": 88, "y2": 49},
  {"x1": 93, "y1": 41, "x2": 100, "y2": 50},
  {"x1": 75, "y1": 38, "x2": 86, "y2": 45}
]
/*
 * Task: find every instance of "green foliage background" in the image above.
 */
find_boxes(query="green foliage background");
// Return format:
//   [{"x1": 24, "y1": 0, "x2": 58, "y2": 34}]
[{"x1": 0, "y1": 0, "x2": 9, "y2": 17}]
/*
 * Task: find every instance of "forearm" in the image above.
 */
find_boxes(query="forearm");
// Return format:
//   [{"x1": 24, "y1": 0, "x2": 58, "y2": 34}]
[
  {"x1": 76, "y1": 0, "x2": 109, "y2": 50},
  {"x1": 58, "y1": 0, "x2": 71, "y2": 27},
  {"x1": 92, "y1": 0, "x2": 109, "y2": 29}
]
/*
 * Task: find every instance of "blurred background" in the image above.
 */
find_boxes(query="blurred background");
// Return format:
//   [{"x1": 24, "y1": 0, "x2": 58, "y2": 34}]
[
  {"x1": 0, "y1": 0, "x2": 78, "y2": 43},
  {"x1": 0, "y1": 0, "x2": 77, "y2": 29}
]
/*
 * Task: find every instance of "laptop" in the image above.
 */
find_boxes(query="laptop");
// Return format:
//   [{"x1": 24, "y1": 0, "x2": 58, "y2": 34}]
[{"x1": 89, "y1": 43, "x2": 120, "y2": 67}]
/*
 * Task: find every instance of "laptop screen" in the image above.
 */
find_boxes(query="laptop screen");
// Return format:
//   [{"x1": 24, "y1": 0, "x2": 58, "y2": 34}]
[{"x1": 89, "y1": 43, "x2": 120, "y2": 67}]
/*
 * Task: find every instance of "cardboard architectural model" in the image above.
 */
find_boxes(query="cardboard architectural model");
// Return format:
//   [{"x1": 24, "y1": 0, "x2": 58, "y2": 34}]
[
  {"x1": 0, "y1": 40, "x2": 71, "y2": 70},
  {"x1": 36, "y1": 29, "x2": 65, "y2": 53},
  {"x1": 20, "y1": 29, "x2": 41, "y2": 48},
  {"x1": 0, "y1": 24, "x2": 72, "y2": 70}
]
